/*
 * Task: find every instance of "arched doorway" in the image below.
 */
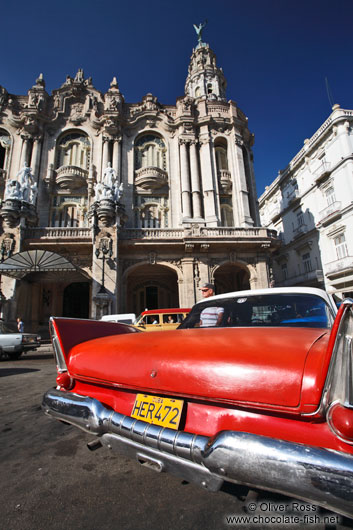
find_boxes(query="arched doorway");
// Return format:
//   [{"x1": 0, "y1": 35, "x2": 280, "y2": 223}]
[
  {"x1": 214, "y1": 263, "x2": 250, "y2": 294},
  {"x1": 125, "y1": 264, "x2": 179, "y2": 315},
  {"x1": 63, "y1": 282, "x2": 90, "y2": 318}
]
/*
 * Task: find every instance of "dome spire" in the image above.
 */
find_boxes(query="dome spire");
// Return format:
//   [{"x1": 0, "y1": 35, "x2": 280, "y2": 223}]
[{"x1": 185, "y1": 23, "x2": 227, "y2": 101}]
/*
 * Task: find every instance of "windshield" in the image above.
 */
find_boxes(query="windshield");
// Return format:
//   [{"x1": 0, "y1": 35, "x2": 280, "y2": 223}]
[{"x1": 178, "y1": 293, "x2": 334, "y2": 330}]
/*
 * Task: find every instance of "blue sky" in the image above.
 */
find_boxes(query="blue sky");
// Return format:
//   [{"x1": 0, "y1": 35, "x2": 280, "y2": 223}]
[{"x1": 2, "y1": 0, "x2": 353, "y2": 195}]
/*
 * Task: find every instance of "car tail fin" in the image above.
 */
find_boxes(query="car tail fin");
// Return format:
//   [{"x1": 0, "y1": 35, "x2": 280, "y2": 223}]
[
  {"x1": 49, "y1": 317, "x2": 139, "y2": 373},
  {"x1": 322, "y1": 299, "x2": 353, "y2": 442}
]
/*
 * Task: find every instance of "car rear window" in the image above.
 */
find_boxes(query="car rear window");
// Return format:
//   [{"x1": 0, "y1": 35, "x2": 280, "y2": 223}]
[{"x1": 178, "y1": 294, "x2": 334, "y2": 329}]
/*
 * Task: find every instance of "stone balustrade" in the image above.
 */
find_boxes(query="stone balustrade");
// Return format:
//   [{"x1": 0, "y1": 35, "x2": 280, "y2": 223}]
[
  {"x1": 23, "y1": 226, "x2": 279, "y2": 246},
  {"x1": 120, "y1": 227, "x2": 277, "y2": 240},
  {"x1": 325, "y1": 256, "x2": 353, "y2": 277},
  {"x1": 318, "y1": 201, "x2": 342, "y2": 222},
  {"x1": 24, "y1": 227, "x2": 92, "y2": 239}
]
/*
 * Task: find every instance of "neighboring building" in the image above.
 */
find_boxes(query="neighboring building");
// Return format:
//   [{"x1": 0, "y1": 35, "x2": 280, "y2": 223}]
[
  {"x1": 259, "y1": 104, "x2": 353, "y2": 299},
  {"x1": 0, "y1": 34, "x2": 278, "y2": 336}
]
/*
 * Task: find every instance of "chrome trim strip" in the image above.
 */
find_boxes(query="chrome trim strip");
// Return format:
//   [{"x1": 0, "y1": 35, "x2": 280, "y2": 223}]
[{"x1": 43, "y1": 388, "x2": 353, "y2": 518}]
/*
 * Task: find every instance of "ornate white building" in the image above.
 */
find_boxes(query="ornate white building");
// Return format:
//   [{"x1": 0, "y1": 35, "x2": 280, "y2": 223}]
[
  {"x1": 259, "y1": 104, "x2": 353, "y2": 299},
  {"x1": 0, "y1": 33, "x2": 278, "y2": 336}
]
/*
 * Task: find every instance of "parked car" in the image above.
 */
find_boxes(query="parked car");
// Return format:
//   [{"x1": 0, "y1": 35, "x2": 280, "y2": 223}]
[
  {"x1": 134, "y1": 308, "x2": 190, "y2": 331},
  {"x1": 0, "y1": 321, "x2": 41, "y2": 360},
  {"x1": 100, "y1": 313, "x2": 136, "y2": 325},
  {"x1": 42, "y1": 287, "x2": 353, "y2": 518}
]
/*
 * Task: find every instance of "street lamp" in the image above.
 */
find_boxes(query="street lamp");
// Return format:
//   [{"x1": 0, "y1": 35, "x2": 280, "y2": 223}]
[{"x1": 95, "y1": 237, "x2": 113, "y2": 293}]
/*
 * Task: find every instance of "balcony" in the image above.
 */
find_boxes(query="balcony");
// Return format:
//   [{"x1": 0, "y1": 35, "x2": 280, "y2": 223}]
[
  {"x1": 293, "y1": 224, "x2": 307, "y2": 238},
  {"x1": 135, "y1": 166, "x2": 168, "y2": 190},
  {"x1": 24, "y1": 227, "x2": 92, "y2": 241},
  {"x1": 120, "y1": 227, "x2": 279, "y2": 250},
  {"x1": 269, "y1": 205, "x2": 281, "y2": 222},
  {"x1": 56, "y1": 165, "x2": 88, "y2": 189},
  {"x1": 318, "y1": 201, "x2": 342, "y2": 226},
  {"x1": 276, "y1": 269, "x2": 323, "y2": 287},
  {"x1": 325, "y1": 256, "x2": 353, "y2": 279},
  {"x1": 218, "y1": 169, "x2": 232, "y2": 194},
  {"x1": 287, "y1": 188, "x2": 300, "y2": 205},
  {"x1": 314, "y1": 161, "x2": 331, "y2": 183}
]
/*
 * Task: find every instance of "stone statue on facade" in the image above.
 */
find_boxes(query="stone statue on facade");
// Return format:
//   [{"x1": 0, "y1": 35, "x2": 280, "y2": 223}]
[
  {"x1": 102, "y1": 162, "x2": 117, "y2": 188},
  {"x1": 7, "y1": 163, "x2": 38, "y2": 204},
  {"x1": 193, "y1": 20, "x2": 207, "y2": 44},
  {"x1": 94, "y1": 163, "x2": 123, "y2": 203},
  {"x1": 115, "y1": 182, "x2": 123, "y2": 201},
  {"x1": 4, "y1": 179, "x2": 22, "y2": 200},
  {"x1": 17, "y1": 162, "x2": 33, "y2": 185}
]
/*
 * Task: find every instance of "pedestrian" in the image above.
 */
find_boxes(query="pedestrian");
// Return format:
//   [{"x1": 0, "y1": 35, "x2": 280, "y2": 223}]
[
  {"x1": 199, "y1": 283, "x2": 224, "y2": 327},
  {"x1": 17, "y1": 317, "x2": 24, "y2": 333}
]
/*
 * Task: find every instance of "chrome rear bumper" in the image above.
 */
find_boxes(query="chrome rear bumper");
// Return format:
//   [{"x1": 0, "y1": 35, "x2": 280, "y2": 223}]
[{"x1": 42, "y1": 388, "x2": 353, "y2": 518}]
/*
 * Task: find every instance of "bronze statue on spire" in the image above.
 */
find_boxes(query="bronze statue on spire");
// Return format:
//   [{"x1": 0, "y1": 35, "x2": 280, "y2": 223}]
[{"x1": 193, "y1": 20, "x2": 207, "y2": 45}]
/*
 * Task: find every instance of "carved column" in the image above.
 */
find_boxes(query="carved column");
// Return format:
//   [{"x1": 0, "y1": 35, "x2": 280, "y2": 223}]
[
  {"x1": 20, "y1": 135, "x2": 32, "y2": 167},
  {"x1": 102, "y1": 136, "x2": 111, "y2": 177},
  {"x1": 180, "y1": 257, "x2": 196, "y2": 307},
  {"x1": 112, "y1": 136, "x2": 121, "y2": 180},
  {"x1": 30, "y1": 137, "x2": 42, "y2": 179},
  {"x1": 199, "y1": 135, "x2": 217, "y2": 224},
  {"x1": 233, "y1": 138, "x2": 253, "y2": 227},
  {"x1": 189, "y1": 140, "x2": 202, "y2": 219},
  {"x1": 179, "y1": 140, "x2": 192, "y2": 219}
]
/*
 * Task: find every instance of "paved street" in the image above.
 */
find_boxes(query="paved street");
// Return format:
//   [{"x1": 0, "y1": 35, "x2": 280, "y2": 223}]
[{"x1": 1, "y1": 347, "x2": 353, "y2": 530}]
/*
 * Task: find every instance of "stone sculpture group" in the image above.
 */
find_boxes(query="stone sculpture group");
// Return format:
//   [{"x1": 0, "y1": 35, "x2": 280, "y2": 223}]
[
  {"x1": 4, "y1": 163, "x2": 38, "y2": 204},
  {"x1": 94, "y1": 162, "x2": 123, "y2": 202}
]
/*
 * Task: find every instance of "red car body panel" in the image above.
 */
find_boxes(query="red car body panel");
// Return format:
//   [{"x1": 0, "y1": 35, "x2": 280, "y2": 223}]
[{"x1": 67, "y1": 326, "x2": 328, "y2": 414}]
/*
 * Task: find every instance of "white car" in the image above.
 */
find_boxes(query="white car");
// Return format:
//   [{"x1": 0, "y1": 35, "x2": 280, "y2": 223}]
[{"x1": 0, "y1": 321, "x2": 41, "y2": 360}]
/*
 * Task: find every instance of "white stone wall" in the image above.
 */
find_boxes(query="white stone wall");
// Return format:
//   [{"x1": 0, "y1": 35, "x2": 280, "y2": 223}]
[{"x1": 259, "y1": 105, "x2": 353, "y2": 297}]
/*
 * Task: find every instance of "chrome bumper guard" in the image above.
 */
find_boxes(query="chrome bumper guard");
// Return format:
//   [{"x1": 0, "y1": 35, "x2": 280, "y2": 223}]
[{"x1": 42, "y1": 388, "x2": 353, "y2": 518}]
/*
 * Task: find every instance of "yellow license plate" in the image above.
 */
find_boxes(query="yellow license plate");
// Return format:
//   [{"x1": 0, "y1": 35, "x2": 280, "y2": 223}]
[{"x1": 131, "y1": 393, "x2": 184, "y2": 430}]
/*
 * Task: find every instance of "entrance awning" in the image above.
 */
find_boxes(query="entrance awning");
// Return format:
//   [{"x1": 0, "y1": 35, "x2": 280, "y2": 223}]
[{"x1": 0, "y1": 250, "x2": 77, "y2": 279}]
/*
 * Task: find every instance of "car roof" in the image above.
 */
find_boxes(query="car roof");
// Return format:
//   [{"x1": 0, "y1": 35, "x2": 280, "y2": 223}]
[
  {"x1": 194, "y1": 287, "x2": 334, "y2": 305},
  {"x1": 141, "y1": 308, "x2": 190, "y2": 315}
]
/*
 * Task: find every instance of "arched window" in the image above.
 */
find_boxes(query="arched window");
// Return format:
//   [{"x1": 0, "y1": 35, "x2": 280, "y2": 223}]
[
  {"x1": 141, "y1": 204, "x2": 161, "y2": 228},
  {"x1": 134, "y1": 134, "x2": 166, "y2": 171},
  {"x1": 215, "y1": 139, "x2": 231, "y2": 198},
  {"x1": 50, "y1": 196, "x2": 87, "y2": 227},
  {"x1": 134, "y1": 196, "x2": 168, "y2": 229},
  {"x1": 215, "y1": 146, "x2": 228, "y2": 171},
  {"x1": 56, "y1": 132, "x2": 90, "y2": 170},
  {"x1": 195, "y1": 86, "x2": 201, "y2": 98},
  {"x1": 0, "y1": 130, "x2": 11, "y2": 171},
  {"x1": 221, "y1": 204, "x2": 234, "y2": 227}
]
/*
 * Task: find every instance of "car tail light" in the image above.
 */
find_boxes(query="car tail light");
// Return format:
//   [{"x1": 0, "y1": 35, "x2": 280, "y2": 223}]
[
  {"x1": 327, "y1": 402, "x2": 353, "y2": 444},
  {"x1": 56, "y1": 372, "x2": 75, "y2": 390}
]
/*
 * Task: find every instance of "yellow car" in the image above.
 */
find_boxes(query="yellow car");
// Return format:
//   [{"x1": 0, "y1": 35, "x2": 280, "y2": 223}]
[{"x1": 134, "y1": 308, "x2": 190, "y2": 332}]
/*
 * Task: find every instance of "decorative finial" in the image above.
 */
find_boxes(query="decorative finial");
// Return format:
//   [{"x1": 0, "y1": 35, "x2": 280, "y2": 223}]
[
  {"x1": 193, "y1": 20, "x2": 208, "y2": 45},
  {"x1": 35, "y1": 73, "x2": 45, "y2": 88},
  {"x1": 110, "y1": 77, "x2": 119, "y2": 89}
]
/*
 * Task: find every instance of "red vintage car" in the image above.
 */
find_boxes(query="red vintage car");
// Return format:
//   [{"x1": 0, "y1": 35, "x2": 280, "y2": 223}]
[{"x1": 42, "y1": 287, "x2": 353, "y2": 518}]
